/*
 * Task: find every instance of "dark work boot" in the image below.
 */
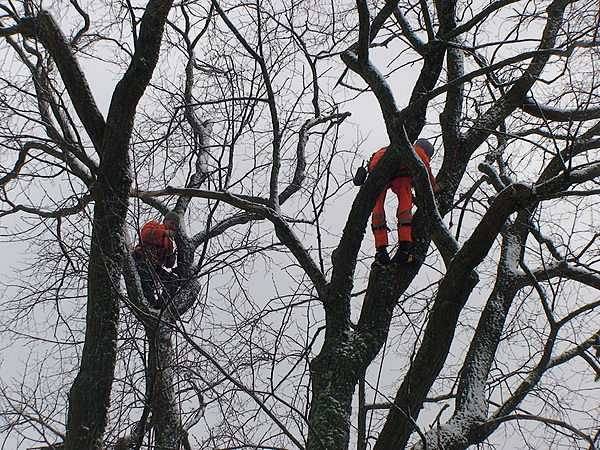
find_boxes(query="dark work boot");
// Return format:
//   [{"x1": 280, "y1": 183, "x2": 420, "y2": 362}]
[
  {"x1": 392, "y1": 241, "x2": 414, "y2": 264},
  {"x1": 374, "y1": 247, "x2": 391, "y2": 265}
]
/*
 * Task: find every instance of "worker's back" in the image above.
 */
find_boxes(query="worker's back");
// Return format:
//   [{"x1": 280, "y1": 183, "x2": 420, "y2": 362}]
[{"x1": 136, "y1": 221, "x2": 175, "y2": 267}]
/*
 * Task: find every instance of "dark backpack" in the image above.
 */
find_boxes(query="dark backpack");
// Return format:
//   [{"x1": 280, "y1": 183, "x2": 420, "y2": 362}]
[{"x1": 353, "y1": 160, "x2": 368, "y2": 186}]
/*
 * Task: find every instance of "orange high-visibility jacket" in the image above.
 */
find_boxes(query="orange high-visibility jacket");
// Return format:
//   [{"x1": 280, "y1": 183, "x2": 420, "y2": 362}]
[
  {"x1": 368, "y1": 145, "x2": 436, "y2": 186},
  {"x1": 137, "y1": 221, "x2": 175, "y2": 267}
]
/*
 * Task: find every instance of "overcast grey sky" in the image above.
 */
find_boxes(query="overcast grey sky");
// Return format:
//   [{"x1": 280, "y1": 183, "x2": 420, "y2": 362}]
[{"x1": 1, "y1": 1, "x2": 599, "y2": 449}]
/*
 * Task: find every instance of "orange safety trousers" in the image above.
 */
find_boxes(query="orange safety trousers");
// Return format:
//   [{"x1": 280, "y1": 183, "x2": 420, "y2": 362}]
[
  {"x1": 371, "y1": 176, "x2": 413, "y2": 247},
  {"x1": 369, "y1": 146, "x2": 433, "y2": 248}
]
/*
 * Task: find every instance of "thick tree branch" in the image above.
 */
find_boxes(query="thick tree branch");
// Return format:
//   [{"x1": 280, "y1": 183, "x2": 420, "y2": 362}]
[
  {"x1": 453, "y1": 234, "x2": 521, "y2": 422},
  {"x1": 434, "y1": 0, "x2": 574, "y2": 217},
  {"x1": 18, "y1": 11, "x2": 106, "y2": 151},
  {"x1": 356, "y1": 0, "x2": 370, "y2": 64},
  {"x1": 442, "y1": 0, "x2": 521, "y2": 40},
  {"x1": 0, "y1": 192, "x2": 92, "y2": 219},
  {"x1": 392, "y1": 8, "x2": 426, "y2": 53},
  {"x1": 440, "y1": 45, "x2": 465, "y2": 150},
  {"x1": 374, "y1": 183, "x2": 534, "y2": 449},
  {"x1": 140, "y1": 186, "x2": 328, "y2": 298},
  {"x1": 460, "y1": 0, "x2": 574, "y2": 155},
  {"x1": 279, "y1": 112, "x2": 351, "y2": 203},
  {"x1": 0, "y1": 144, "x2": 30, "y2": 188},
  {"x1": 520, "y1": 95, "x2": 600, "y2": 122},
  {"x1": 515, "y1": 262, "x2": 600, "y2": 291}
]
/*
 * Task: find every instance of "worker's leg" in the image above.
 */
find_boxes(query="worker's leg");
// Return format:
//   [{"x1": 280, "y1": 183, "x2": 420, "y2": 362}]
[
  {"x1": 371, "y1": 188, "x2": 391, "y2": 264},
  {"x1": 392, "y1": 177, "x2": 413, "y2": 242},
  {"x1": 392, "y1": 177, "x2": 414, "y2": 263},
  {"x1": 157, "y1": 267, "x2": 179, "y2": 300},
  {"x1": 371, "y1": 188, "x2": 390, "y2": 248},
  {"x1": 134, "y1": 253, "x2": 161, "y2": 308}
]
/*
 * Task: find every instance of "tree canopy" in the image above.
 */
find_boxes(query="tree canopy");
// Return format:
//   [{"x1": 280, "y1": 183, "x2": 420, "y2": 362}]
[{"x1": 1, "y1": 0, "x2": 599, "y2": 449}]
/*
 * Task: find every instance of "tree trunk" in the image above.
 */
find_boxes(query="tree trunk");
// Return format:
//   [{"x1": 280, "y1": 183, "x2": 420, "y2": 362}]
[
  {"x1": 148, "y1": 323, "x2": 182, "y2": 450},
  {"x1": 306, "y1": 263, "x2": 415, "y2": 450},
  {"x1": 64, "y1": 197, "x2": 125, "y2": 450},
  {"x1": 306, "y1": 352, "x2": 358, "y2": 450}
]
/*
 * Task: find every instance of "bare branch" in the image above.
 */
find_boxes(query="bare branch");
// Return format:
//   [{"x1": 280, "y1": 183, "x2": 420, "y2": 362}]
[{"x1": 19, "y1": 11, "x2": 106, "y2": 151}]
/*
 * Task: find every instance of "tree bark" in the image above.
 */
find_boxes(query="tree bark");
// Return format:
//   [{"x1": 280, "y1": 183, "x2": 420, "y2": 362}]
[
  {"x1": 64, "y1": 195, "x2": 124, "y2": 450},
  {"x1": 148, "y1": 324, "x2": 182, "y2": 450},
  {"x1": 306, "y1": 351, "x2": 358, "y2": 450}
]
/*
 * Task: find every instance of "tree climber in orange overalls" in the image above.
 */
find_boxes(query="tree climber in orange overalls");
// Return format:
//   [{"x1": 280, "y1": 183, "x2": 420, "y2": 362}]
[
  {"x1": 368, "y1": 139, "x2": 438, "y2": 265},
  {"x1": 133, "y1": 212, "x2": 179, "y2": 308}
]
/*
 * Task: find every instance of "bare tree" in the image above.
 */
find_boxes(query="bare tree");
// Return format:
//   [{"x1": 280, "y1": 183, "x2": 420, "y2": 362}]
[
  {"x1": 1, "y1": 0, "x2": 177, "y2": 448},
  {"x1": 1, "y1": 0, "x2": 599, "y2": 449}
]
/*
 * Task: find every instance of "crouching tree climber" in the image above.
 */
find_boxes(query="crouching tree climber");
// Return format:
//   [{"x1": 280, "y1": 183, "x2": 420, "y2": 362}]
[
  {"x1": 368, "y1": 139, "x2": 438, "y2": 265},
  {"x1": 133, "y1": 211, "x2": 180, "y2": 308}
]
